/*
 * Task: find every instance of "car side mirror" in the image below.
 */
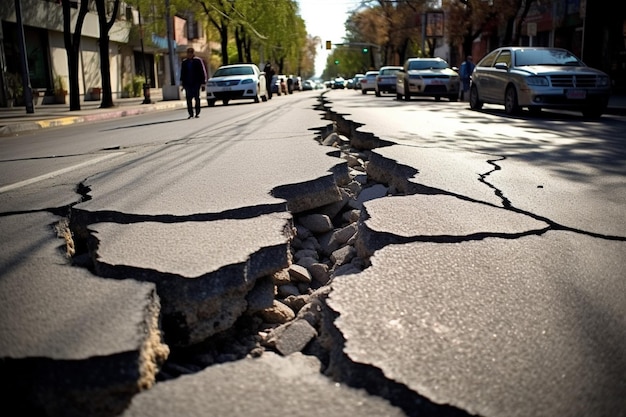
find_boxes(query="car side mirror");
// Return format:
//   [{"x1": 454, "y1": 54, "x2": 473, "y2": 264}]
[{"x1": 494, "y1": 63, "x2": 509, "y2": 71}]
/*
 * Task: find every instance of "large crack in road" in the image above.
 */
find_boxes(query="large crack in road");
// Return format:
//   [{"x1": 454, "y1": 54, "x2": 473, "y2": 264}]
[{"x1": 3, "y1": 95, "x2": 624, "y2": 417}]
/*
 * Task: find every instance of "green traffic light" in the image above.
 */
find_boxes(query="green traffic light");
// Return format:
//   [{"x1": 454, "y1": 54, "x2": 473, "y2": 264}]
[
  {"x1": 362, "y1": 48, "x2": 368, "y2": 53},
  {"x1": 334, "y1": 60, "x2": 339, "y2": 65}
]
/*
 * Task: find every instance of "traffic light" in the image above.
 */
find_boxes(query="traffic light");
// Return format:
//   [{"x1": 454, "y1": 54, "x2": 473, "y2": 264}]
[
  {"x1": 326, "y1": 40, "x2": 332, "y2": 50},
  {"x1": 362, "y1": 47, "x2": 368, "y2": 53},
  {"x1": 334, "y1": 60, "x2": 339, "y2": 65}
]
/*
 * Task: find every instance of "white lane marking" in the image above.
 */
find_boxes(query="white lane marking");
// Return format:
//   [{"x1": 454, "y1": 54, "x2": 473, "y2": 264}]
[{"x1": 0, "y1": 152, "x2": 125, "y2": 194}]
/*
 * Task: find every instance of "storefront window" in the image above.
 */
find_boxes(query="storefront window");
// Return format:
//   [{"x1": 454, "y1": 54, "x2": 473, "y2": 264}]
[{"x1": 2, "y1": 22, "x2": 51, "y2": 91}]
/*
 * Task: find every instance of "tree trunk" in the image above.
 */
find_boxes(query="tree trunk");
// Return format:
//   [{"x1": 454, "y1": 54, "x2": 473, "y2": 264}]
[
  {"x1": 95, "y1": 0, "x2": 120, "y2": 108},
  {"x1": 61, "y1": 0, "x2": 88, "y2": 111},
  {"x1": 220, "y1": 26, "x2": 229, "y2": 65},
  {"x1": 235, "y1": 27, "x2": 244, "y2": 63}
]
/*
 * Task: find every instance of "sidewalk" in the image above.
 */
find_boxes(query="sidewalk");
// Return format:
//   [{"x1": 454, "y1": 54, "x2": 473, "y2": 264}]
[
  {"x1": 1, "y1": 90, "x2": 625, "y2": 137},
  {"x1": 0, "y1": 88, "x2": 187, "y2": 137}
]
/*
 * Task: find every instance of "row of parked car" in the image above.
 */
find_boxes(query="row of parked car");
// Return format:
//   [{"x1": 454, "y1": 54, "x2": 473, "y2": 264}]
[
  {"x1": 331, "y1": 46, "x2": 612, "y2": 117},
  {"x1": 336, "y1": 60, "x2": 460, "y2": 101},
  {"x1": 201, "y1": 47, "x2": 611, "y2": 117},
  {"x1": 204, "y1": 65, "x2": 314, "y2": 106}
]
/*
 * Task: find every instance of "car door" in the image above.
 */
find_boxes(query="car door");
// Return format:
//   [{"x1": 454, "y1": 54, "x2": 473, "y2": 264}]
[
  {"x1": 488, "y1": 49, "x2": 512, "y2": 104},
  {"x1": 472, "y1": 50, "x2": 498, "y2": 102}
]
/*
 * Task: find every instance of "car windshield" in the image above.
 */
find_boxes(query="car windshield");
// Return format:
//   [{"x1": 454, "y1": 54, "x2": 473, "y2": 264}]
[
  {"x1": 514, "y1": 49, "x2": 582, "y2": 66},
  {"x1": 408, "y1": 60, "x2": 448, "y2": 70},
  {"x1": 380, "y1": 68, "x2": 400, "y2": 75},
  {"x1": 213, "y1": 66, "x2": 254, "y2": 77}
]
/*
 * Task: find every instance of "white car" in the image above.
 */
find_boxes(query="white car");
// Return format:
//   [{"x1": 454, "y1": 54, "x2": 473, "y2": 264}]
[
  {"x1": 206, "y1": 64, "x2": 268, "y2": 106},
  {"x1": 375, "y1": 66, "x2": 402, "y2": 96},
  {"x1": 396, "y1": 58, "x2": 460, "y2": 102},
  {"x1": 360, "y1": 70, "x2": 379, "y2": 94}
]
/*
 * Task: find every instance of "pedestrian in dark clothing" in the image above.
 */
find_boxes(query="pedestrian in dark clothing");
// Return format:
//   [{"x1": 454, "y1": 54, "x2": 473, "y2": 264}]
[
  {"x1": 263, "y1": 62, "x2": 275, "y2": 100},
  {"x1": 180, "y1": 47, "x2": 207, "y2": 118},
  {"x1": 459, "y1": 55, "x2": 475, "y2": 101},
  {"x1": 287, "y1": 76, "x2": 294, "y2": 94}
]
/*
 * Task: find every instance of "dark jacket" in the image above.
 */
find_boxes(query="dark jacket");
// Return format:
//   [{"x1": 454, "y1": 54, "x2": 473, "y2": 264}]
[
  {"x1": 180, "y1": 57, "x2": 207, "y2": 88},
  {"x1": 263, "y1": 64, "x2": 275, "y2": 85}
]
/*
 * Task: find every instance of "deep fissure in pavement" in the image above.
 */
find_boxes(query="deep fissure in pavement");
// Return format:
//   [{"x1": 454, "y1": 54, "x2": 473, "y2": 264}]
[{"x1": 60, "y1": 101, "x2": 481, "y2": 417}]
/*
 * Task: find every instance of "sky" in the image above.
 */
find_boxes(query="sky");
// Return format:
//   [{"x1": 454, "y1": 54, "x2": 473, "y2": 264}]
[{"x1": 297, "y1": 0, "x2": 366, "y2": 77}]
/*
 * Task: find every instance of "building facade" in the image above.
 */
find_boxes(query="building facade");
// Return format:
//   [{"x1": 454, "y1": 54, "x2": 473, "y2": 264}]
[{"x1": 0, "y1": 0, "x2": 213, "y2": 107}]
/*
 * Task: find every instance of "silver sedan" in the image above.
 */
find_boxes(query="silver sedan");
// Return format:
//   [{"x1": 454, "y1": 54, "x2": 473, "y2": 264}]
[{"x1": 469, "y1": 47, "x2": 611, "y2": 117}]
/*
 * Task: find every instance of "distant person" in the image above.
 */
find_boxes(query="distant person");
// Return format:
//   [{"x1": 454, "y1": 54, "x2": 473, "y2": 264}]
[
  {"x1": 263, "y1": 62, "x2": 275, "y2": 99},
  {"x1": 287, "y1": 75, "x2": 294, "y2": 94},
  {"x1": 459, "y1": 55, "x2": 475, "y2": 101},
  {"x1": 180, "y1": 47, "x2": 207, "y2": 118}
]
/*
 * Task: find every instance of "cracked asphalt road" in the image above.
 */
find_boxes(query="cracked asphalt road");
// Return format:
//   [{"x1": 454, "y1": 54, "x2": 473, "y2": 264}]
[
  {"x1": 324, "y1": 91, "x2": 626, "y2": 417},
  {"x1": 1, "y1": 91, "x2": 624, "y2": 416}
]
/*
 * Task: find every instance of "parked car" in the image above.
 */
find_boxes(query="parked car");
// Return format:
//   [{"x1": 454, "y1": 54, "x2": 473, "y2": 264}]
[
  {"x1": 375, "y1": 66, "x2": 403, "y2": 97},
  {"x1": 290, "y1": 75, "x2": 302, "y2": 92},
  {"x1": 469, "y1": 46, "x2": 611, "y2": 117},
  {"x1": 302, "y1": 80, "x2": 315, "y2": 90},
  {"x1": 271, "y1": 75, "x2": 288, "y2": 96},
  {"x1": 396, "y1": 58, "x2": 459, "y2": 102},
  {"x1": 353, "y1": 73, "x2": 365, "y2": 90},
  {"x1": 346, "y1": 78, "x2": 355, "y2": 89},
  {"x1": 332, "y1": 77, "x2": 346, "y2": 89},
  {"x1": 206, "y1": 63, "x2": 267, "y2": 106},
  {"x1": 360, "y1": 70, "x2": 379, "y2": 94}
]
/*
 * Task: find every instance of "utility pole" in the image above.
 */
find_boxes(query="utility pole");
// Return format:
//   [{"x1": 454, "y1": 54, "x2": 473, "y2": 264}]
[
  {"x1": 165, "y1": 0, "x2": 176, "y2": 86},
  {"x1": 15, "y1": 0, "x2": 34, "y2": 113},
  {"x1": 162, "y1": 0, "x2": 180, "y2": 100},
  {"x1": 137, "y1": 6, "x2": 151, "y2": 104}
]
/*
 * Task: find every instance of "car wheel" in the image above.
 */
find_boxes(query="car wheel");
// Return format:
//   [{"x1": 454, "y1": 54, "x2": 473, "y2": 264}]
[
  {"x1": 207, "y1": 99, "x2": 216, "y2": 107},
  {"x1": 504, "y1": 85, "x2": 520, "y2": 115},
  {"x1": 375, "y1": 90, "x2": 381, "y2": 97},
  {"x1": 396, "y1": 92, "x2": 402, "y2": 100},
  {"x1": 362, "y1": 89, "x2": 367, "y2": 95},
  {"x1": 402, "y1": 82, "x2": 410, "y2": 101},
  {"x1": 448, "y1": 95, "x2": 458, "y2": 102},
  {"x1": 223, "y1": 99, "x2": 230, "y2": 106},
  {"x1": 469, "y1": 85, "x2": 483, "y2": 110},
  {"x1": 435, "y1": 96, "x2": 441, "y2": 102}
]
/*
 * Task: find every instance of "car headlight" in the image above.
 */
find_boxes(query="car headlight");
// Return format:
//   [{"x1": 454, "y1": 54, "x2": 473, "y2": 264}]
[
  {"x1": 597, "y1": 75, "x2": 609, "y2": 87},
  {"x1": 241, "y1": 79, "x2": 254, "y2": 85},
  {"x1": 526, "y1": 76, "x2": 549, "y2": 86}
]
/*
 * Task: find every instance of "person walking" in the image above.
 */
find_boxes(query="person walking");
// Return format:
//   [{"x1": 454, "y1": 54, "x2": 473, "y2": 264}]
[
  {"x1": 180, "y1": 47, "x2": 207, "y2": 118},
  {"x1": 459, "y1": 55, "x2": 475, "y2": 101},
  {"x1": 263, "y1": 62, "x2": 275, "y2": 100}
]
